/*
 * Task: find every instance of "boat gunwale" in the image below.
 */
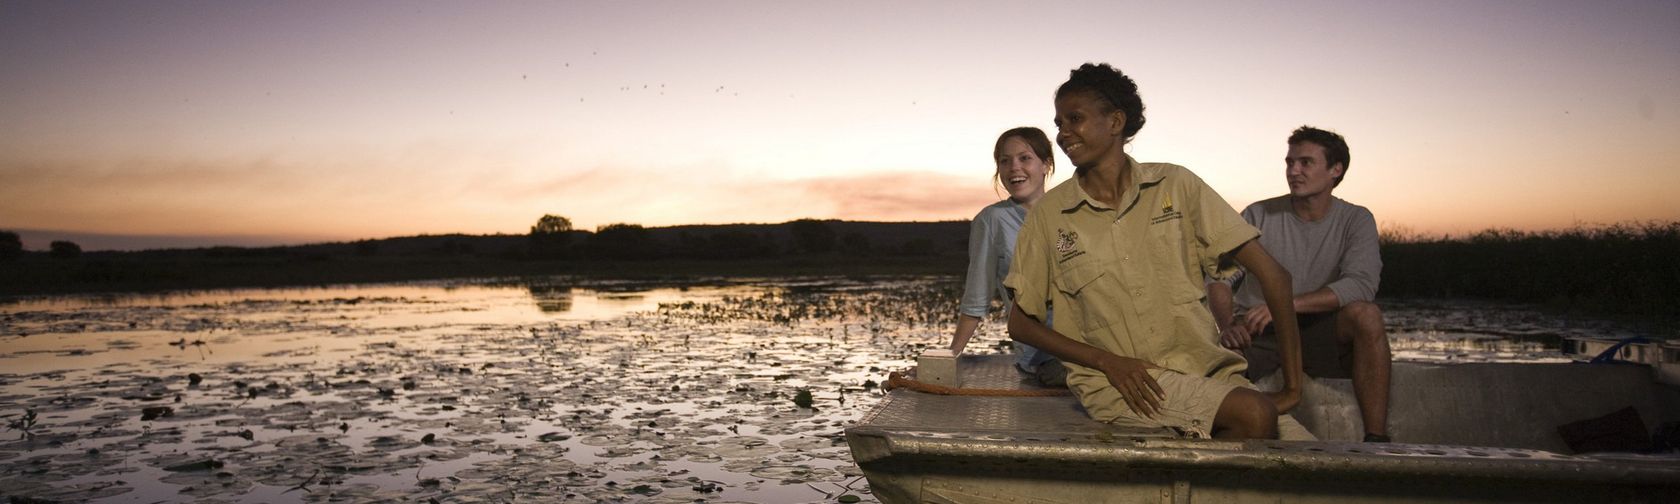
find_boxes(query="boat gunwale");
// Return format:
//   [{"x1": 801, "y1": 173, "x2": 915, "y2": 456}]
[{"x1": 847, "y1": 426, "x2": 1680, "y2": 487}]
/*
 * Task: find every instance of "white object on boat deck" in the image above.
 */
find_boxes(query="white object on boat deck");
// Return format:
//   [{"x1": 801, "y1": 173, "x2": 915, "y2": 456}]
[{"x1": 917, "y1": 349, "x2": 960, "y2": 387}]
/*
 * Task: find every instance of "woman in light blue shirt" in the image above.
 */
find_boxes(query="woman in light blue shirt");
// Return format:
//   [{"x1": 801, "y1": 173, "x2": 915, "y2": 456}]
[{"x1": 950, "y1": 127, "x2": 1064, "y2": 385}]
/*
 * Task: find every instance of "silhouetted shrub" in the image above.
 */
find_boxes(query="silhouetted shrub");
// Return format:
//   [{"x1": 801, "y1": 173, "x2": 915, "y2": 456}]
[
  {"x1": 49, "y1": 240, "x2": 81, "y2": 259},
  {"x1": 588, "y1": 223, "x2": 659, "y2": 260},
  {"x1": 529, "y1": 214, "x2": 576, "y2": 258},
  {"x1": 790, "y1": 219, "x2": 837, "y2": 254},
  {"x1": 0, "y1": 231, "x2": 20, "y2": 261},
  {"x1": 1381, "y1": 221, "x2": 1679, "y2": 321}
]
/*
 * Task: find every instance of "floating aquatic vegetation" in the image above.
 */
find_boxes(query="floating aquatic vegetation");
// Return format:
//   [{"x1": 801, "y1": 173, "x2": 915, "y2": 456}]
[
  {"x1": 793, "y1": 388, "x2": 816, "y2": 409},
  {"x1": 5, "y1": 276, "x2": 1630, "y2": 503}
]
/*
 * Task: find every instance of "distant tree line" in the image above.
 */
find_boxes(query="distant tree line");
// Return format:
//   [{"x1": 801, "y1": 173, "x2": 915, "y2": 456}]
[
  {"x1": 523, "y1": 215, "x2": 962, "y2": 261},
  {"x1": 1379, "y1": 221, "x2": 1680, "y2": 322},
  {"x1": 0, "y1": 231, "x2": 81, "y2": 260},
  {"x1": 4, "y1": 220, "x2": 1678, "y2": 326},
  {"x1": 0, "y1": 218, "x2": 966, "y2": 265}
]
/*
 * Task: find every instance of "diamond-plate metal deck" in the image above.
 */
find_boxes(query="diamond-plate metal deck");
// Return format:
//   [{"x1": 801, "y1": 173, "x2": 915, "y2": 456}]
[{"x1": 947, "y1": 353, "x2": 1040, "y2": 390}]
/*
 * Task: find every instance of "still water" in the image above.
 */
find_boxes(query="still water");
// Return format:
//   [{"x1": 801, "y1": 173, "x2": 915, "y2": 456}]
[{"x1": 0, "y1": 276, "x2": 1651, "y2": 503}]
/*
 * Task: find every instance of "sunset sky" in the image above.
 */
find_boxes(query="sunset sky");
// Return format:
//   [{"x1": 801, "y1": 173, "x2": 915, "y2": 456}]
[{"x1": 3, "y1": 1, "x2": 1677, "y2": 250}]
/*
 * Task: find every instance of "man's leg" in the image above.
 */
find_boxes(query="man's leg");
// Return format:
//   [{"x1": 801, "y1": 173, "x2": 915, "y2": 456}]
[
  {"x1": 1337, "y1": 301, "x2": 1391, "y2": 440},
  {"x1": 1247, "y1": 313, "x2": 1341, "y2": 381}
]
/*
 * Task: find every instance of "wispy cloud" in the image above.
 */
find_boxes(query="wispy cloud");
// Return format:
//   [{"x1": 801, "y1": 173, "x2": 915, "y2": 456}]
[{"x1": 786, "y1": 173, "x2": 996, "y2": 221}]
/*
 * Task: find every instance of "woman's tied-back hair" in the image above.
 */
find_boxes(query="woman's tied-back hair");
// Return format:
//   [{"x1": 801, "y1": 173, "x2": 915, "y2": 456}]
[
  {"x1": 992, "y1": 126, "x2": 1055, "y2": 198},
  {"x1": 994, "y1": 127, "x2": 1055, "y2": 174},
  {"x1": 1055, "y1": 63, "x2": 1147, "y2": 142}
]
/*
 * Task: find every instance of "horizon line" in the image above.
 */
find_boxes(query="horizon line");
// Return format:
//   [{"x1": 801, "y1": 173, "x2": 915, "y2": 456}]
[{"x1": 10, "y1": 218, "x2": 1680, "y2": 253}]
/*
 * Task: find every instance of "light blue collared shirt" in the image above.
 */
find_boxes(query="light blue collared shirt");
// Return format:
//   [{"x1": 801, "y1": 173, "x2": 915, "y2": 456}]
[{"x1": 960, "y1": 199, "x2": 1054, "y2": 372}]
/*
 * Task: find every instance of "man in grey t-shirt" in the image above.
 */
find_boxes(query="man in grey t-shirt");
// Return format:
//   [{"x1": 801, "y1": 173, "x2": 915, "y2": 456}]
[{"x1": 1208, "y1": 126, "x2": 1392, "y2": 442}]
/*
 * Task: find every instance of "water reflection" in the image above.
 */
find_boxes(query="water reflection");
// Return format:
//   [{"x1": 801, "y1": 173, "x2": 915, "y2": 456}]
[
  {"x1": 1, "y1": 277, "x2": 902, "y2": 503},
  {"x1": 527, "y1": 284, "x2": 574, "y2": 313},
  {"x1": 1390, "y1": 330, "x2": 1570, "y2": 363}
]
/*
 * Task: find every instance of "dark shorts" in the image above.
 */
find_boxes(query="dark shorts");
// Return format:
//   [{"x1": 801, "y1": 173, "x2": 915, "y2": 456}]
[{"x1": 1244, "y1": 311, "x2": 1353, "y2": 381}]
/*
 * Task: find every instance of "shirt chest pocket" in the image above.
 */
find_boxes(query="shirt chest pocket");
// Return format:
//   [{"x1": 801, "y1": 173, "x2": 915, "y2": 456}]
[
  {"x1": 1055, "y1": 260, "x2": 1118, "y2": 331},
  {"x1": 1146, "y1": 222, "x2": 1207, "y2": 306}
]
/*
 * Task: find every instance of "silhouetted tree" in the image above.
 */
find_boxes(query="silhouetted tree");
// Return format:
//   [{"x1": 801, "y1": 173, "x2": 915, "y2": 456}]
[
  {"x1": 529, "y1": 214, "x2": 576, "y2": 258},
  {"x1": 0, "y1": 231, "x2": 20, "y2": 261},
  {"x1": 531, "y1": 214, "x2": 573, "y2": 234},
  {"x1": 49, "y1": 240, "x2": 81, "y2": 259},
  {"x1": 790, "y1": 219, "x2": 837, "y2": 254},
  {"x1": 589, "y1": 223, "x2": 657, "y2": 260}
]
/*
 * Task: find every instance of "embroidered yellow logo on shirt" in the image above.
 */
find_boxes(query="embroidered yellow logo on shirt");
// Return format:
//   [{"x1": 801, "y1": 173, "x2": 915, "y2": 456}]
[{"x1": 1151, "y1": 191, "x2": 1184, "y2": 225}]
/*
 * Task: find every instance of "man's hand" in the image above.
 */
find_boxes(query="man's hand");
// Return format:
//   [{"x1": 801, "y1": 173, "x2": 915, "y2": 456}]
[
  {"x1": 1242, "y1": 305, "x2": 1274, "y2": 335},
  {"x1": 1219, "y1": 324, "x2": 1252, "y2": 349},
  {"x1": 1097, "y1": 355, "x2": 1165, "y2": 418},
  {"x1": 1266, "y1": 387, "x2": 1301, "y2": 414}
]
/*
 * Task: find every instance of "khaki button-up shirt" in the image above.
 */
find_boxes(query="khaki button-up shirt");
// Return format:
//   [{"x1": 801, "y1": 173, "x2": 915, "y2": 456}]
[{"x1": 1004, "y1": 156, "x2": 1258, "y2": 415}]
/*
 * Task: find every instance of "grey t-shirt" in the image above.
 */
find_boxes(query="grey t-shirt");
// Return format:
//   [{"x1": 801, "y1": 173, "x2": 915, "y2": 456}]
[{"x1": 1231, "y1": 196, "x2": 1382, "y2": 311}]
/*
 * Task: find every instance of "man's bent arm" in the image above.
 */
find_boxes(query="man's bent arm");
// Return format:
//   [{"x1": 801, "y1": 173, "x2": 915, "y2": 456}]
[
  {"x1": 1291, "y1": 287, "x2": 1342, "y2": 315},
  {"x1": 1209, "y1": 281, "x2": 1253, "y2": 349},
  {"x1": 1325, "y1": 209, "x2": 1382, "y2": 305},
  {"x1": 1209, "y1": 282, "x2": 1237, "y2": 333}
]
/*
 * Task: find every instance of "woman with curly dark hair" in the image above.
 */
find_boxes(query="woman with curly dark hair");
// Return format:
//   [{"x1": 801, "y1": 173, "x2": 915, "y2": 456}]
[{"x1": 1004, "y1": 63, "x2": 1312, "y2": 439}]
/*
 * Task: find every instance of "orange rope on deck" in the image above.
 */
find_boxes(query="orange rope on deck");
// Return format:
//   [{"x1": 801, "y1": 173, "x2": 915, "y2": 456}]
[{"x1": 885, "y1": 371, "x2": 1071, "y2": 397}]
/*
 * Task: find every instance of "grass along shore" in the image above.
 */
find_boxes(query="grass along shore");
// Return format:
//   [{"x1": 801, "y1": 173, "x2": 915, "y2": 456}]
[
  {"x1": 3, "y1": 221, "x2": 1675, "y2": 331},
  {"x1": 1378, "y1": 221, "x2": 1679, "y2": 328}
]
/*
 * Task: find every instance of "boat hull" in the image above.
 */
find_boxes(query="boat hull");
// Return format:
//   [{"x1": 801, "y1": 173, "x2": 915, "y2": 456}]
[{"x1": 846, "y1": 355, "x2": 1680, "y2": 503}]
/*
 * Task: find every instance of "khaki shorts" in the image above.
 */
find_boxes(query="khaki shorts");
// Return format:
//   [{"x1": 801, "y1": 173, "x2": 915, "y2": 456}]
[
  {"x1": 1245, "y1": 311, "x2": 1353, "y2": 381},
  {"x1": 1079, "y1": 368, "x2": 1315, "y2": 441}
]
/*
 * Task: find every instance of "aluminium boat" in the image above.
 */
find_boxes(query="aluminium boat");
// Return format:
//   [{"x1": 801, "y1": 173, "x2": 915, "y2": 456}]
[{"x1": 846, "y1": 339, "x2": 1680, "y2": 503}]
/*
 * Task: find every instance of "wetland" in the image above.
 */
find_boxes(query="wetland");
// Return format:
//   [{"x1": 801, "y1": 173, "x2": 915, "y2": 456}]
[{"x1": 0, "y1": 276, "x2": 1664, "y2": 503}]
